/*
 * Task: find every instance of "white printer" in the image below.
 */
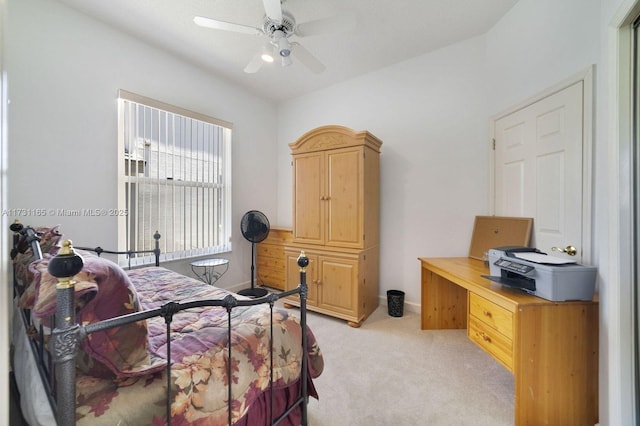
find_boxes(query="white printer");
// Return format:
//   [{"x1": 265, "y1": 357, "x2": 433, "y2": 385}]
[{"x1": 486, "y1": 246, "x2": 597, "y2": 302}]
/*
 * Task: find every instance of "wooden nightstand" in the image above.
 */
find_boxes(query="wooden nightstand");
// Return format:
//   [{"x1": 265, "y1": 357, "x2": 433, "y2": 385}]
[{"x1": 256, "y1": 227, "x2": 292, "y2": 290}]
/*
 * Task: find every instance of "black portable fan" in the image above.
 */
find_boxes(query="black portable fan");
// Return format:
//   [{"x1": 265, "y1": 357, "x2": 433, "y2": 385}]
[{"x1": 237, "y1": 210, "x2": 270, "y2": 298}]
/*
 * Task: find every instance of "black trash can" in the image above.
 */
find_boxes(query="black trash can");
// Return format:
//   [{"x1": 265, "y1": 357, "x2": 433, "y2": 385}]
[{"x1": 387, "y1": 290, "x2": 405, "y2": 317}]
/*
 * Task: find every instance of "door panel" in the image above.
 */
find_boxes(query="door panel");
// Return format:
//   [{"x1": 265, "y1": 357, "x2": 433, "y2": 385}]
[
  {"x1": 285, "y1": 251, "x2": 318, "y2": 305},
  {"x1": 318, "y1": 257, "x2": 357, "y2": 315},
  {"x1": 494, "y1": 81, "x2": 583, "y2": 261},
  {"x1": 326, "y1": 149, "x2": 362, "y2": 247},
  {"x1": 497, "y1": 117, "x2": 528, "y2": 216},
  {"x1": 293, "y1": 153, "x2": 323, "y2": 244},
  {"x1": 502, "y1": 161, "x2": 525, "y2": 216},
  {"x1": 536, "y1": 151, "x2": 564, "y2": 234}
]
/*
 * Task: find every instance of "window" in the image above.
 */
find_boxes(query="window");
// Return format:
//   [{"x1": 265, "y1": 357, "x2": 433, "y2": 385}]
[{"x1": 118, "y1": 90, "x2": 232, "y2": 265}]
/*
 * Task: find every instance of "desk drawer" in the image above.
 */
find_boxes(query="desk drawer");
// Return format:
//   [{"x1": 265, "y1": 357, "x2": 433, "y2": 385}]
[
  {"x1": 469, "y1": 293, "x2": 513, "y2": 338},
  {"x1": 468, "y1": 315, "x2": 514, "y2": 372}
]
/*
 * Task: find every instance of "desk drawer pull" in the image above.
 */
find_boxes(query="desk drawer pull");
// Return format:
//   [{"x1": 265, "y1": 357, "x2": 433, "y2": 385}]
[
  {"x1": 469, "y1": 293, "x2": 514, "y2": 337},
  {"x1": 481, "y1": 332, "x2": 492, "y2": 343}
]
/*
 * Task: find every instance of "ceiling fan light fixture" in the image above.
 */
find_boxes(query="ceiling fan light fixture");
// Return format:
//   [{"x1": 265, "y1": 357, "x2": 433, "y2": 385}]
[
  {"x1": 281, "y1": 54, "x2": 292, "y2": 67},
  {"x1": 274, "y1": 30, "x2": 291, "y2": 57}
]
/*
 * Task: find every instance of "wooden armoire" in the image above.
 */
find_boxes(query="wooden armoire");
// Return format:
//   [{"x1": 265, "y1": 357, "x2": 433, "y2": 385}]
[{"x1": 284, "y1": 125, "x2": 382, "y2": 327}]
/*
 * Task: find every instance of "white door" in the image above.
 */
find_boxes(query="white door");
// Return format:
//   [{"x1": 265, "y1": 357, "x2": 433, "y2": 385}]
[{"x1": 493, "y1": 81, "x2": 586, "y2": 262}]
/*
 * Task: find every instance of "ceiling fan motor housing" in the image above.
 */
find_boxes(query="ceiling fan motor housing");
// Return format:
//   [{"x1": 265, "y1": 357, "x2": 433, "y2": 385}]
[{"x1": 263, "y1": 11, "x2": 296, "y2": 39}]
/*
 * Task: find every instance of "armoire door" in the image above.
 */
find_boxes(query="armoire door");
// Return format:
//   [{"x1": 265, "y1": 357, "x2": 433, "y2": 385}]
[
  {"x1": 317, "y1": 255, "x2": 358, "y2": 316},
  {"x1": 326, "y1": 147, "x2": 363, "y2": 248},
  {"x1": 292, "y1": 152, "x2": 324, "y2": 245}
]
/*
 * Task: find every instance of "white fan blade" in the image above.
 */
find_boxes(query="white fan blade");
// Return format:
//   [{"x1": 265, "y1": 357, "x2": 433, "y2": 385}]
[
  {"x1": 194, "y1": 16, "x2": 262, "y2": 35},
  {"x1": 244, "y1": 51, "x2": 264, "y2": 73},
  {"x1": 296, "y1": 13, "x2": 356, "y2": 37},
  {"x1": 291, "y1": 42, "x2": 325, "y2": 74},
  {"x1": 262, "y1": 0, "x2": 283, "y2": 23}
]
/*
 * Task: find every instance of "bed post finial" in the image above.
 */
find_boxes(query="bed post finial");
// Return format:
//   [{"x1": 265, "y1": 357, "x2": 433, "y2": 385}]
[
  {"x1": 49, "y1": 240, "x2": 84, "y2": 288},
  {"x1": 48, "y1": 239, "x2": 84, "y2": 426},
  {"x1": 153, "y1": 230, "x2": 161, "y2": 267},
  {"x1": 9, "y1": 219, "x2": 22, "y2": 233},
  {"x1": 297, "y1": 250, "x2": 309, "y2": 271},
  {"x1": 10, "y1": 220, "x2": 23, "y2": 259}
]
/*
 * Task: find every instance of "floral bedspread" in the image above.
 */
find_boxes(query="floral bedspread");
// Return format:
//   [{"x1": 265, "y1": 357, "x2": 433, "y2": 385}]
[{"x1": 75, "y1": 267, "x2": 323, "y2": 425}]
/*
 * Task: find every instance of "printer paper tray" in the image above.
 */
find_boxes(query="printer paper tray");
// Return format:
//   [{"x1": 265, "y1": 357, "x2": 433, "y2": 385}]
[{"x1": 482, "y1": 275, "x2": 536, "y2": 295}]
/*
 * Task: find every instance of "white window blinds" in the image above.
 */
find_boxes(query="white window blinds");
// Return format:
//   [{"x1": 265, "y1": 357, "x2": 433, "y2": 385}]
[{"x1": 118, "y1": 90, "x2": 232, "y2": 265}]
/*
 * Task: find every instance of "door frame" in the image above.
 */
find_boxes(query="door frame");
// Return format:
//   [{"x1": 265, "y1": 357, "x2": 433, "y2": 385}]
[
  {"x1": 489, "y1": 66, "x2": 594, "y2": 265},
  {"x1": 611, "y1": 1, "x2": 640, "y2": 424}
]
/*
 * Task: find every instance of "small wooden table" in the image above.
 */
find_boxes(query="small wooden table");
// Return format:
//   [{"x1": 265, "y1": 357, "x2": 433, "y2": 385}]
[
  {"x1": 419, "y1": 257, "x2": 598, "y2": 425},
  {"x1": 190, "y1": 258, "x2": 229, "y2": 285}
]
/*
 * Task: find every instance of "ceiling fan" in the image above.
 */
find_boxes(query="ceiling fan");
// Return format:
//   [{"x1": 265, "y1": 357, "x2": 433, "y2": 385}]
[{"x1": 194, "y1": 0, "x2": 352, "y2": 74}]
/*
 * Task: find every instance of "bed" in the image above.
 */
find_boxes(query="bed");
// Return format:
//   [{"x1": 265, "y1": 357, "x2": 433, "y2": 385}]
[{"x1": 10, "y1": 222, "x2": 323, "y2": 425}]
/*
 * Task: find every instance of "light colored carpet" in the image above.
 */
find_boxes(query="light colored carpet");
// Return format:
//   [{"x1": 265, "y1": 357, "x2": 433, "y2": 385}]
[{"x1": 304, "y1": 306, "x2": 514, "y2": 425}]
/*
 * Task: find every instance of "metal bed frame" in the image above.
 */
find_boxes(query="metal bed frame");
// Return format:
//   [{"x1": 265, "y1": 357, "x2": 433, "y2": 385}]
[{"x1": 10, "y1": 222, "x2": 311, "y2": 426}]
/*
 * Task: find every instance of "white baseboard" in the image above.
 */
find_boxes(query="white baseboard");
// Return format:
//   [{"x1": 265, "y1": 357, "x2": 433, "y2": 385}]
[
  {"x1": 222, "y1": 281, "x2": 251, "y2": 294},
  {"x1": 226, "y1": 283, "x2": 422, "y2": 316}
]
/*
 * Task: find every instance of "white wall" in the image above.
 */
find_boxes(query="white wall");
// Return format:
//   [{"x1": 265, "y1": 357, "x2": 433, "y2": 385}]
[
  {"x1": 485, "y1": 0, "x2": 601, "y2": 113},
  {"x1": 277, "y1": 36, "x2": 491, "y2": 308},
  {"x1": 5, "y1": 0, "x2": 280, "y2": 287},
  {"x1": 277, "y1": 0, "x2": 630, "y2": 424}
]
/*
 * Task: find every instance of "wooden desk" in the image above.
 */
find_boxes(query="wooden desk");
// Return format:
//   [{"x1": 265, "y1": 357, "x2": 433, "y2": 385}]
[
  {"x1": 419, "y1": 257, "x2": 598, "y2": 426},
  {"x1": 256, "y1": 227, "x2": 292, "y2": 291}
]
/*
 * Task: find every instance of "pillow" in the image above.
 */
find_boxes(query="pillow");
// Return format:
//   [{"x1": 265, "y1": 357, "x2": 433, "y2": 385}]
[
  {"x1": 30, "y1": 249, "x2": 165, "y2": 378},
  {"x1": 29, "y1": 255, "x2": 98, "y2": 317},
  {"x1": 13, "y1": 225, "x2": 63, "y2": 304},
  {"x1": 38, "y1": 225, "x2": 64, "y2": 255},
  {"x1": 13, "y1": 224, "x2": 63, "y2": 257}
]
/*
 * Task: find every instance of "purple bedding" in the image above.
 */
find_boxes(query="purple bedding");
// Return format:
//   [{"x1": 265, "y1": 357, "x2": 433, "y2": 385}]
[
  {"x1": 15, "y1": 237, "x2": 323, "y2": 425},
  {"x1": 71, "y1": 266, "x2": 324, "y2": 425}
]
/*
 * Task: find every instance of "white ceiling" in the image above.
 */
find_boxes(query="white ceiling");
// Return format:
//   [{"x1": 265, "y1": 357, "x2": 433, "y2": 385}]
[{"x1": 55, "y1": 0, "x2": 519, "y2": 102}]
